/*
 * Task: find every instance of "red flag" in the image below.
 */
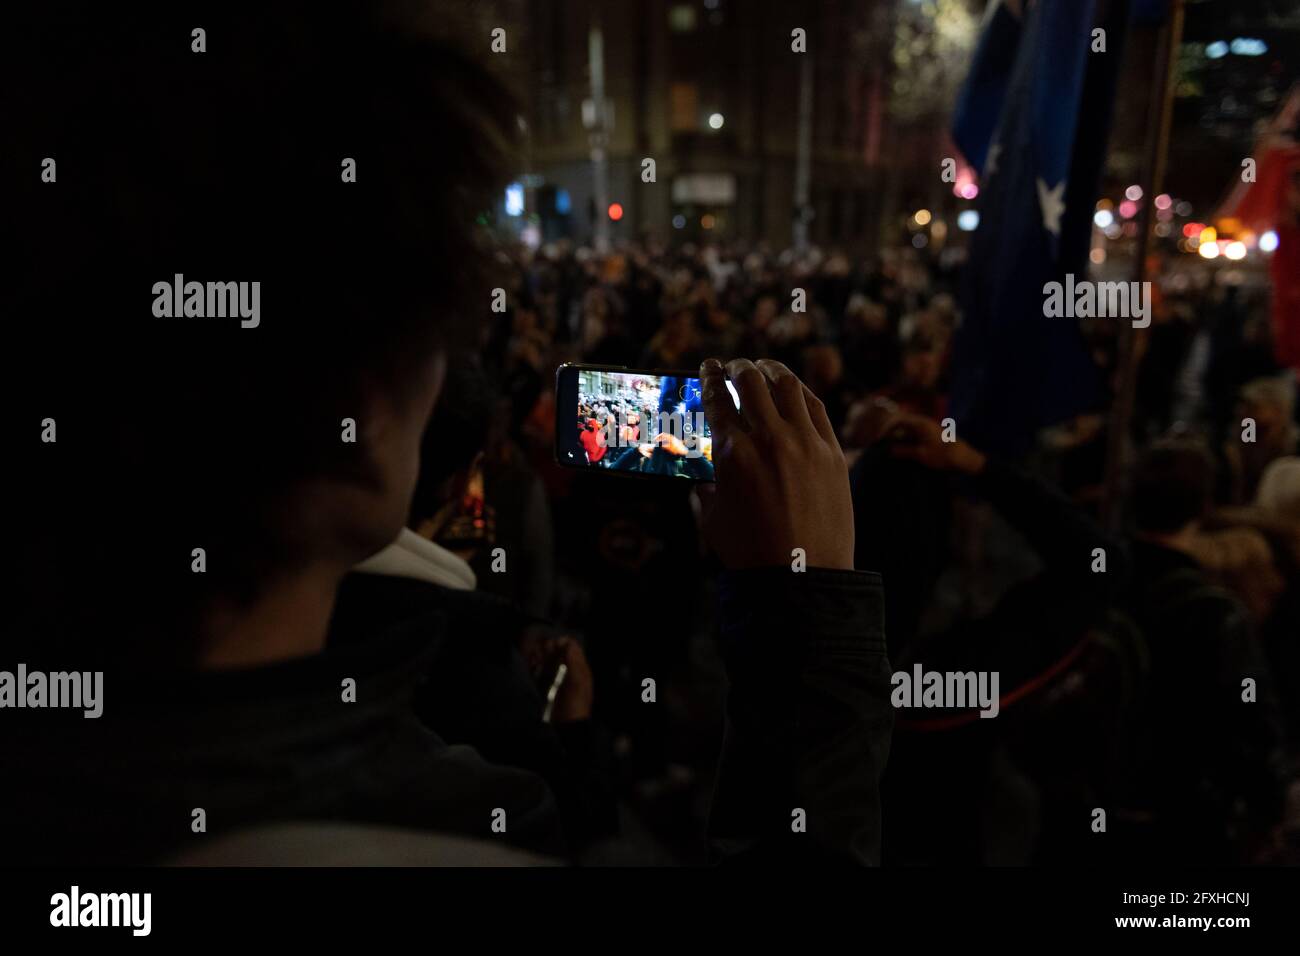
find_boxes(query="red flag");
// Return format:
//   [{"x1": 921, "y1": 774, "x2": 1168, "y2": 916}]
[{"x1": 1217, "y1": 89, "x2": 1300, "y2": 370}]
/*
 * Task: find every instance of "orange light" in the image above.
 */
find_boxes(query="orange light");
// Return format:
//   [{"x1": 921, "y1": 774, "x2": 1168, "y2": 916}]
[{"x1": 608, "y1": 203, "x2": 624, "y2": 221}]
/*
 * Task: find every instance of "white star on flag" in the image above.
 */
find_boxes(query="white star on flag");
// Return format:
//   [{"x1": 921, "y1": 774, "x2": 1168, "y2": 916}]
[{"x1": 1037, "y1": 178, "x2": 1066, "y2": 236}]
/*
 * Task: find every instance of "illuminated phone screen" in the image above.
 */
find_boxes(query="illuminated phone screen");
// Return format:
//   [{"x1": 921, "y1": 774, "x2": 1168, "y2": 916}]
[{"x1": 556, "y1": 366, "x2": 739, "y2": 481}]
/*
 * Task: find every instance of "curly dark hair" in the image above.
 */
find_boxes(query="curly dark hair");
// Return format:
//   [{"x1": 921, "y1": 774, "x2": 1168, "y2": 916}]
[{"x1": 11, "y1": 2, "x2": 518, "y2": 664}]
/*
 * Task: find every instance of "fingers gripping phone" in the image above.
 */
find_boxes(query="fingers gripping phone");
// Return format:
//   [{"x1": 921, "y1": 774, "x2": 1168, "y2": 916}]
[{"x1": 554, "y1": 363, "x2": 740, "y2": 483}]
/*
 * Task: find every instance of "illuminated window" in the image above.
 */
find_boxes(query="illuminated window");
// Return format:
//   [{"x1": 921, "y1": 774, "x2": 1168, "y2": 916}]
[
  {"x1": 669, "y1": 5, "x2": 697, "y2": 32},
  {"x1": 670, "y1": 83, "x2": 698, "y2": 131}
]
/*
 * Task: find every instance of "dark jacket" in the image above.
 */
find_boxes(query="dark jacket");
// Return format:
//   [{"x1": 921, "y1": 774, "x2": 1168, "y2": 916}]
[
  {"x1": 861, "y1": 456, "x2": 1132, "y2": 864},
  {"x1": 1111, "y1": 540, "x2": 1287, "y2": 861},
  {"x1": 4, "y1": 566, "x2": 893, "y2": 865},
  {"x1": 6, "y1": 618, "x2": 566, "y2": 865},
  {"x1": 710, "y1": 567, "x2": 893, "y2": 865},
  {"x1": 328, "y1": 573, "x2": 621, "y2": 854}
]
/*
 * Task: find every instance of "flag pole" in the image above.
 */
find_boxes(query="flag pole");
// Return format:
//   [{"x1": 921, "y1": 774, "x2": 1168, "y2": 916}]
[{"x1": 1101, "y1": 0, "x2": 1184, "y2": 530}]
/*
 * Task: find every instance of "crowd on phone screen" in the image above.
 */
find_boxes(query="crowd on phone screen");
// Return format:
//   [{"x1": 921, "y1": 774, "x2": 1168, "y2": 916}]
[
  {"x1": 11, "y1": 3, "x2": 1300, "y2": 867},
  {"x1": 576, "y1": 395, "x2": 648, "y2": 465}
]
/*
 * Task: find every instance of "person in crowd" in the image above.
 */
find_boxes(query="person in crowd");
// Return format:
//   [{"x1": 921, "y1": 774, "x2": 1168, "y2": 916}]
[
  {"x1": 618, "y1": 410, "x2": 642, "y2": 446},
  {"x1": 802, "y1": 343, "x2": 851, "y2": 431},
  {"x1": 580, "y1": 417, "x2": 609, "y2": 465},
  {"x1": 841, "y1": 296, "x2": 901, "y2": 395},
  {"x1": 1221, "y1": 375, "x2": 1299, "y2": 504},
  {"x1": 868, "y1": 332, "x2": 948, "y2": 422},
  {"x1": 330, "y1": 357, "x2": 615, "y2": 853},
  {"x1": 639, "y1": 306, "x2": 702, "y2": 370},
  {"x1": 10, "y1": 3, "x2": 892, "y2": 866},
  {"x1": 851, "y1": 411, "x2": 1131, "y2": 864},
  {"x1": 608, "y1": 432, "x2": 716, "y2": 480},
  {"x1": 1110, "y1": 439, "x2": 1288, "y2": 863}
]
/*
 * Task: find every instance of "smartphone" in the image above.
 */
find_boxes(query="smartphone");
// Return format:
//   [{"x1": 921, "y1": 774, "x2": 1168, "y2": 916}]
[{"x1": 554, "y1": 363, "x2": 740, "y2": 482}]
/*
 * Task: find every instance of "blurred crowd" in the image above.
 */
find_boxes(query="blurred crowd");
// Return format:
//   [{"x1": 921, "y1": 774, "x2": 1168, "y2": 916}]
[{"x1": 421, "y1": 236, "x2": 1300, "y2": 865}]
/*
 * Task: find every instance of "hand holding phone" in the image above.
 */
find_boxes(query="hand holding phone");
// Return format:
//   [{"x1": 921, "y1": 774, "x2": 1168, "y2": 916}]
[{"x1": 697, "y1": 358, "x2": 855, "y2": 571}]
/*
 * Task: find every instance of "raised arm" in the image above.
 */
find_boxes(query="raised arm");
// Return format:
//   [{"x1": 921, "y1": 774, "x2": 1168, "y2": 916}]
[{"x1": 699, "y1": 358, "x2": 893, "y2": 864}]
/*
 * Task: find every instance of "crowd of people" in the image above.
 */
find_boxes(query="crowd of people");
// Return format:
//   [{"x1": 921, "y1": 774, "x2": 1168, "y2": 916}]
[
  {"x1": 449, "y1": 235, "x2": 1300, "y2": 864},
  {"x1": 10, "y1": 2, "x2": 1299, "y2": 869},
  {"x1": 574, "y1": 371, "x2": 715, "y2": 478}
]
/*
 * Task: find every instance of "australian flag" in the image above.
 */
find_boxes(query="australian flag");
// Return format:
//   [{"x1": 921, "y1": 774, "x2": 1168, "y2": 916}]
[{"x1": 949, "y1": 0, "x2": 1135, "y2": 456}]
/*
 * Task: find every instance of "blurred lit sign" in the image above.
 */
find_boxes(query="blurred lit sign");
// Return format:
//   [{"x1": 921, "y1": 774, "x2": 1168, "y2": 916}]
[
  {"x1": 505, "y1": 183, "x2": 524, "y2": 217},
  {"x1": 1207, "y1": 38, "x2": 1267, "y2": 58},
  {"x1": 1230, "y1": 38, "x2": 1267, "y2": 56},
  {"x1": 672, "y1": 173, "x2": 736, "y2": 205}
]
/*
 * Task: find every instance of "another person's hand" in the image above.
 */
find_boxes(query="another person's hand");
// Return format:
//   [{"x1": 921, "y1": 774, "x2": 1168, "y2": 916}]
[
  {"x1": 520, "y1": 629, "x2": 594, "y2": 723},
  {"x1": 547, "y1": 636, "x2": 594, "y2": 723},
  {"x1": 841, "y1": 396, "x2": 899, "y2": 448},
  {"x1": 698, "y1": 357, "x2": 854, "y2": 570},
  {"x1": 878, "y1": 411, "x2": 987, "y2": 475},
  {"x1": 654, "y1": 432, "x2": 690, "y2": 457}
]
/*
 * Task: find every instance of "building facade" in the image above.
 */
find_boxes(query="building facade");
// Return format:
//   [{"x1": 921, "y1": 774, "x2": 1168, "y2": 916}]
[{"x1": 485, "y1": 0, "x2": 954, "y2": 250}]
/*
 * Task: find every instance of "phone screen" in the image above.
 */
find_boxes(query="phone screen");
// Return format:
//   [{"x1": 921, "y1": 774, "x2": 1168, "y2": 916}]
[{"x1": 555, "y1": 365, "x2": 740, "y2": 482}]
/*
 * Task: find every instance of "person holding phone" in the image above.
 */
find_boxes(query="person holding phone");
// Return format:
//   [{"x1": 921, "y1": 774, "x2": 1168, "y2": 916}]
[{"x1": 10, "y1": 0, "x2": 891, "y2": 867}]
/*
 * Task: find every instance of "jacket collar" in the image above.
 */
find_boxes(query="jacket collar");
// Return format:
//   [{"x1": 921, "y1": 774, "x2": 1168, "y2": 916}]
[{"x1": 354, "y1": 528, "x2": 477, "y2": 591}]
